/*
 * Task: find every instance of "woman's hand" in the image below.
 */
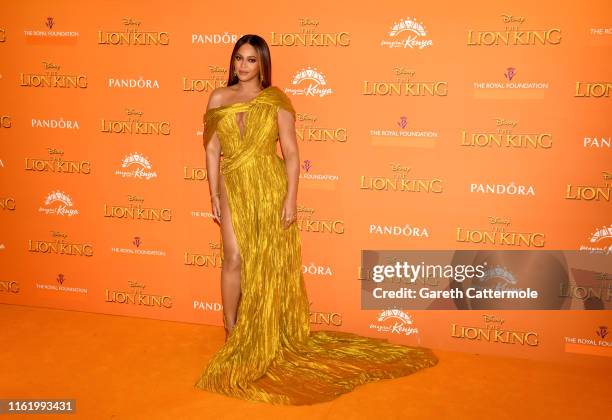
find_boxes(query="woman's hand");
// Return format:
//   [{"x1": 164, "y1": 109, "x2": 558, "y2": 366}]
[
  {"x1": 280, "y1": 197, "x2": 297, "y2": 229},
  {"x1": 211, "y1": 195, "x2": 221, "y2": 224}
]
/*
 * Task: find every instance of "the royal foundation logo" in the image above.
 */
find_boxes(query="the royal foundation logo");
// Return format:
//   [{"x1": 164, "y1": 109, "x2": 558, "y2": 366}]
[
  {"x1": 285, "y1": 67, "x2": 333, "y2": 97},
  {"x1": 360, "y1": 163, "x2": 443, "y2": 194},
  {"x1": 370, "y1": 113, "x2": 438, "y2": 148},
  {"x1": 25, "y1": 148, "x2": 90, "y2": 175},
  {"x1": 590, "y1": 27, "x2": 612, "y2": 37},
  {"x1": 36, "y1": 273, "x2": 87, "y2": 295},
  {"x1": 297, "y1": 206, "x2": 344, "y2": 234},
  {"x1": 104, "y1": 195, "x2": 172, "y2": 222},
  {"x1": 111, "y1": 235, "x2": 166, "y2": 257},
  {"x1": 184, "y1": 242, "x2": 222, "y2": 268},
  {"x1": 114, "y1": 152, "x2": 158, "y2": 180},
  {"x1": 565, "y1": 325, "x2": 611, "y2": 357},
  {"x1": 310, "y1": 302, "x2": 342, "y2": 326},
  {"x1": 270, "y1": 18, "x2": 350, "y2": 47},
  {"x1": 575, "y1": 82, "x2": 611, "y2": 98},
  {"x1": 98, "y1": 18, "x2": 169, "y2": 46},
  {"x1": 0, "y1": 197, "x2": 16, "y2": 210},
  {"x1": 452, "y1": 314, "x2": 539, "y2": 346},
  {"x1": 473, "y1": 67, "x2": 549, "y2": 99},
  {"x1": 105, "y1": 281, "x2": 173, "y2": 308},
  {"x1": 456, "y1": 216, "x2": 546, "y2": 247},
  {"x1": 467, "y1": 14, "x2": 561, "y2": 46},
  {"x1": 461, "y1": 118, "x2": 553, "y2": 149},
  {"x1": 299, "y1": 159, "x2": 339, "y2": 189},
  {"x1": 29, "y1": 231, "x2": 93, "y2": 257},
  {"x1": 20, "y1": 61, "x2": 87, "y2": 88},
  {"x1": 1, "y1": 115, "x2": 11, "y2": 128},
  {"x1": 381, "y1": 16, "x2": 432, "y2": 49},
  {"x1": 565, "y1": 171, "x2": 611, "y2": 202},
  {"x1": 101, "y1": 108, "x2": 170, "y2": 135},
  {"x1": 369, "y1": 309, "x2": 420, "y2": 338},
  {"x1": 39, "y1": 190, "x2": 79, "y2": 217},
  {"x1": 363, "y1": 68, "x2": 447, "y2": 97},
  {"x1": 24, "y1": 17, "x2": 79, "y2": 44},
  {"x1": 183, "y1": 67, "x2": 227, "y2": 92},
  {"x1": 191, "y1": 209, "x2": 215, "y2": 219}
]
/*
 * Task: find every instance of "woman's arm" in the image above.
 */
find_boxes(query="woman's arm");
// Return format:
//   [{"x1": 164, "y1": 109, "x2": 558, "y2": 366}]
[
  {"x1": 278, "y1": 107, "x2": 299, "y2": 228},
  {"x1": 204, "y1": 89, "x2": 224, "y2": 224}
]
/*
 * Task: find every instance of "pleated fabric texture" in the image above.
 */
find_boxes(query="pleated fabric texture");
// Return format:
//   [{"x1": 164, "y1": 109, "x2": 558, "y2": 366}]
[{"x1": 195, "y1": 86, "x2": 438, "y2": 405}]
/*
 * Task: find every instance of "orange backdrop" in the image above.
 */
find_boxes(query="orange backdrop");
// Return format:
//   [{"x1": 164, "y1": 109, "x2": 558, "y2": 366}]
[{"x1": 1, "y1": 0, "x2": 611, "y2": 366}]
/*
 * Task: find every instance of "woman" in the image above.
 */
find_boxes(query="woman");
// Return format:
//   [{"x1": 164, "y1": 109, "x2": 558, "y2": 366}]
[{"x1": 195, "y1": 34, "x2": 438, "y2": 405}]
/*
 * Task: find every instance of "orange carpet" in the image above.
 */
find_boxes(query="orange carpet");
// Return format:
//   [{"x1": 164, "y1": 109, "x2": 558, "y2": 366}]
[{"x1": 1, "y1": 303, "x2": 609, "y2": 420}]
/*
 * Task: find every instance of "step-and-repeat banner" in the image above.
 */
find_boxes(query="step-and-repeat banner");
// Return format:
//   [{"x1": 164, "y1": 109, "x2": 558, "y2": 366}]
[{"x1": 1, "y1": 0, "x2": 610, "y2": 365}]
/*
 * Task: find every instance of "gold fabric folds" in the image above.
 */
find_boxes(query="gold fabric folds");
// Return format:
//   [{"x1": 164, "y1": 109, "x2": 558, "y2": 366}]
[{"x1": 195, "y1": 86, "x2": 438, "y2": 405}]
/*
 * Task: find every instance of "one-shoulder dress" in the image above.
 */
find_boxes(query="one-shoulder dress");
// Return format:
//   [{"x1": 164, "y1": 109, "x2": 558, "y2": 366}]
[{"x1": 195, "y1": 85, "x2": 438, "y2": 405}]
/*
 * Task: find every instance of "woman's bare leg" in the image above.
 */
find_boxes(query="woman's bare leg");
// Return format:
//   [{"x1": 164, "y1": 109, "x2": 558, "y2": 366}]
[{"x1": 219, "y1": 173, "x2": 242, "y2": 339}]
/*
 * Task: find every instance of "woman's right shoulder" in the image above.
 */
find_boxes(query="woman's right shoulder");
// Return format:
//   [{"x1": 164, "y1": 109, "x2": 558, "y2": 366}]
[{"x1": 207, "y1": 86, "x2": 230, "y2": 111}]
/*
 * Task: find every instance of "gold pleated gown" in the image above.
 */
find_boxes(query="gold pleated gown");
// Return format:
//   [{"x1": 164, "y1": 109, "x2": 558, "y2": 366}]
[{"x1": 195, "y1": 85, "x2": 438, "y2": 405}]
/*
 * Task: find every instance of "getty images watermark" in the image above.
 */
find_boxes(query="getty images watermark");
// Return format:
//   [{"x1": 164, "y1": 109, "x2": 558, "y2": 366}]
[
  {"x1": 370, "y1": 260, "x2": 539, "y2": 299},
  {"x1": 359, "y1": 250, "x2": 611, "y2": 310}
]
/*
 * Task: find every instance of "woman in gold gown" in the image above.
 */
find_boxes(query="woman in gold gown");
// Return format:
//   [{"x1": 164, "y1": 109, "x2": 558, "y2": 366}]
[{"x1": 195, "y1": 34, "x2": 438, "y2": 405}]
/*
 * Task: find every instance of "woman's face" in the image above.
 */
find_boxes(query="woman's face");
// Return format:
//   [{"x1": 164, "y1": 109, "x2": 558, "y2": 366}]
[{"x1": 234, "y1": 43, "x2": 260, "y2": 83}]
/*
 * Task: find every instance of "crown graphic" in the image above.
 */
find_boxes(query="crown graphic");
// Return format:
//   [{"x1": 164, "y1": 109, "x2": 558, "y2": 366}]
[
  {"x1": 122, "y1": 152, "x2": 152, "y2": 169},
  {"x1": 484, "y1": 265, "x2": 517, "y2": 285},
  {"x1": 590, "y1": 225, "x2": 612, "y2": 243},
  {"x1": 291, "y1": 67, "x2": 327, "y2": 86},
  {"x1": 377, "y1": 309, "x2": 413, "y2": 324},
  {"x1": 389, "y1": 17, "x2": 427, "y2": 37},
  {"x1": 45, "y1": 190, "x2": 73, "y2": 206}
]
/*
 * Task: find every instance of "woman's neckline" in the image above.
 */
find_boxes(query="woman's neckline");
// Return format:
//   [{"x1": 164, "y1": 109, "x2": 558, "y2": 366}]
[{"x1": 214, "y1": 85, "x2": 274, "y2": 110}]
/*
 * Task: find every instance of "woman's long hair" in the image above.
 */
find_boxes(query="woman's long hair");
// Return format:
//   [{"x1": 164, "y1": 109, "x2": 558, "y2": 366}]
[{"x1": 226, "y1": 34, "x2": 272, "y2": 89}]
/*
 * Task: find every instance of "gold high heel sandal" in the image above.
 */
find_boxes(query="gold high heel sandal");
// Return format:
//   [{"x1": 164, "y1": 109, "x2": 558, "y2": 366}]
[{"x1": 222, "y1": 313, "x2": 233, "y2": 342}]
